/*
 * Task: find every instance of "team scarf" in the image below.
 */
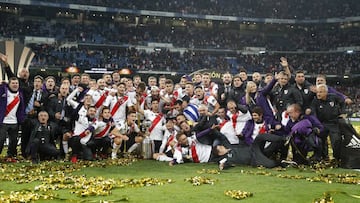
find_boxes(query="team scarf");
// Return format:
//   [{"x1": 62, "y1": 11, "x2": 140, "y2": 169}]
[
  {"x1": 231, "y1": 112, "x2": 239, "y2": 129},
  {"x1": 259, "y1": 122, "x2": 267, "y2": 134},
  {"x1": 190, "y1": 141, "x2": 200, "y2": 163}
]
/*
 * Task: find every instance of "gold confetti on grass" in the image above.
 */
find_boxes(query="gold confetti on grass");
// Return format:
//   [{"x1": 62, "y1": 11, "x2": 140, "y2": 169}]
[
  {"x1": 313, "y1": 190, "x2": 360, "y2": 202},
  {"x1": 310, "y1": 160, "x2": 341, "y2": 172},
  {"x1": 313, "y1": 192, "x2": 334, "y2": 203},
  {"x1": 197, "y1": 169, "x2": 220, "y2": 174},
  {"x1": 185, "y1": 176, "x2": 216, "y2": 186},
  {"x1": 224, "y1": 190, "x2": 253, "y2": 200},
  {"x1": 0, "y1": 157, "x2": 137, "y2": 183},
  {"x1": 306, "y1": 173, "x2": 360, "y2": 184},
  {"x1": 34, "y1": 173, "x2": 174, "y2": 197},
  {"x1": 276, "y1": 174, "x2": 305, "y2": 180},
  {"x1": 119, "y1": 177, "x2": 174, "y2": 188},
  {"x1": 239, "y1": 169, "x2": 359, "y2": 185},
  {"x1": 0, "y1": 190, "x2": 56, "y2": 202},
  {"x1": 0, "y1": 157, "x2": 172, "y2": 199}
]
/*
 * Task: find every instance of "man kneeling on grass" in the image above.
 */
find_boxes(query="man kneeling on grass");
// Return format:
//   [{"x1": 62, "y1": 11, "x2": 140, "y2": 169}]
[{"x1": 26, "y1": 111, "x2": 61, "y2": 164}]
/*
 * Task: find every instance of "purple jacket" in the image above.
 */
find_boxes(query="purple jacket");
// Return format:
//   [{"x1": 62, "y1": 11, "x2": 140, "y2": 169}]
[
  {"x1": 242, "y1": 119, "x2": 280, "y2": 145},
  {"x1": 0, "y1": 83, "x2": 26, "y2": 124},
  {"x1": 240, "y1": 78, "x2": 277, "y2": 124},
  {"x1": 256, "y1": 78, "x2": 277, "y2": 123},
  {"x1": 284, "y1": 114, "x2": 324, "y2": 136},
  {"x1": 327, "y1": 86, "x2": 347, "y2": 101}
]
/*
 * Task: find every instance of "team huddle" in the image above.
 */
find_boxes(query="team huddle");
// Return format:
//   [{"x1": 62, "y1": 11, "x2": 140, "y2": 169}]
[{"x1": 0, "y1": 54, "x2": 354, "y2": 169}]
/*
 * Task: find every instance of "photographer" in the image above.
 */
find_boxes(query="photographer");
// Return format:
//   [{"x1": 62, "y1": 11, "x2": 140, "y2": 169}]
[{"x1": 26, "y1": 111, "x2": 61, "y2": 164}]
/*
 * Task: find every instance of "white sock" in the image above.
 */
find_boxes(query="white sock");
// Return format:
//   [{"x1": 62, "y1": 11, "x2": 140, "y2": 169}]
[
  {"x1": 157, "y1": 154, "x2": 173, "y2": 162},
  {"x1": 62, "y1": 141, "x2": 69, "y2": 154},
  {"x1": 128, "y1": 143, "x2": 139, "y2": 153},
  {"x1": 112, "y1": 143, "x2": 120, "y2": 159}
]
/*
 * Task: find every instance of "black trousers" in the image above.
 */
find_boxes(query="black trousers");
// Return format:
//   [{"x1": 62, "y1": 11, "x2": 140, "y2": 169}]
[
  {"x1": 251, "y1": 133, "x2": 284, "y2": 168},
  {"x1": 323, "y1": 122, "x2": 341, "y2": 160},
  {"x1": 0, "y1": 123, "x2": 19, "y2": 157},
  {"x1": 21, "y1": 118, "x2": 32, "y2": 157},
  {"x1": 153, "y1": 140, "x2": 162, "y2": 153},
  {"x1": 69, "y1": 136, "x2": 94, "y2": 160},
  {"x1": 69, "y1": 136, "x2": 82, "y2": 156},
  {"x1": 92, "y1": 136, "x2": 112, "y2": 154},
  {"x1": 30, "y1": 138, "x2": 59, "y2": 160},
  {"x1": 292, "y1": 133, "x2": 323, "y2": 164},
  {"x1": 119, "y1": 132, "x2": 138, "y2": 153},
  {"x1": 197, "y1": 129, "x2": 231, "y2": 147}
]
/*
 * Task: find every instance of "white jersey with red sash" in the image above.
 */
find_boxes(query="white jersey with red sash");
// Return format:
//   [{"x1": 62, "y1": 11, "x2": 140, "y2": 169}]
[
  {"x1": 127, "y1": 89, "x2": 136, "y2": 105},
  {"x1": 77, "y1": 105, "x2": 88, "y2": 118},
  {"x1": 3, "y1": 90, "x2": 20, "y2": 124},
  {"x1": 173, "y1": 137, "x2": 211, "y2": 164},
  {"x1": 227, "y1": 110, "x2": 252, "y2": 135},
  {"x1": 252, "y1": 122, "x2": 266, "y2": 141},
  {"x1": 193, "y1": 95, "x2": 217, "y2": 113},
  {"x1": 104, "y1": 95, "x2": 132, "y2": 123},
  {"x1": 113, "y1": 120, "x2": 140, "y2": 138},
  {"x1": 162, "y1": 91, "x2": 179, "y2": 106},
  {"x1": 281, "y1": 111, "x2": 290, "y2": 127},
  {"x1": 139, "y1": 92, "x2": 148, "y2": 110},
  {"x1": 176, "y1": 87, "x2": 186, "y2": 101},
  {"x1": 73, "y1": 115, "x2": 96, "y2": 144},
  {"x1": 219, "y1": 121, "x2": 238, "y2": 144},
  {"x1": 144, "y1": 95, "x2": 155, "y2": 111},
  {"x1": 144, "y1": 110, "x2": 165, "y2": 141},
  {"x1": 203, "y1": 82, "x2": 218, "y2": 97},
  {"x1": 73, "y1": 116, "x2": 94, "y2": 136},
  {"x1": 92, "y1": 119, "x2": 113, "y2": 139},
  {"x1": 87, "y1": 89, "x2": 108, "y2": 108},
  {"x1": 251, "y1": 121, "x2": 272, "y2": 148},
  {"x1": 220, "y1": 110, "x2": 251, "y2": 145},
  {"x1": 159, "y1": 129, "x2": 177, "y2": 153},
  {"x1": 190, "y1": 139, "x2": 212, "y2": 163}
]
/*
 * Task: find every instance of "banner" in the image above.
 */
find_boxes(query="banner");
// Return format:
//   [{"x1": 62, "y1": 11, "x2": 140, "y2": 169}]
[{"x1": 189, "y1": 68, "x2": 228, "y2": 83}]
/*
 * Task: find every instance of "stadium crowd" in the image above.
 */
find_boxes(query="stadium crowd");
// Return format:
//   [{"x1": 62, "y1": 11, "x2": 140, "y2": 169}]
[
  {"x1": 47, "y1": 0, "x2": 359, "y2": 19},
  {"x1": 1, "y1": 14, "x2": 360, "y2": 51},
  {"x1": 0, "y1": 53, "x2": 357, "y2": 169},
  {"x1": 29, "y1": 45, "x2": 360, "y2": 76},
  {"x1": 1, "y1": 12, "x2": 359, "y2": 77}
]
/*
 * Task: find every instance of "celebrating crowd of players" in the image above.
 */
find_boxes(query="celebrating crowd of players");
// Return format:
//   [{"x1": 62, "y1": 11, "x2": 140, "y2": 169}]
[{"x1": 0, "y1": 53, "x2": 353, "y2": 169}]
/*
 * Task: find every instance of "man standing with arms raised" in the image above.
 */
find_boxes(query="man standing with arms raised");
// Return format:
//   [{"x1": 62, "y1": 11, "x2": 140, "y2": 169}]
[{"x1": 0, "y1": 77, "x2": 26, "y2": 162}]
